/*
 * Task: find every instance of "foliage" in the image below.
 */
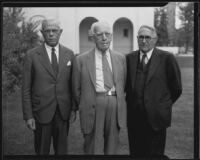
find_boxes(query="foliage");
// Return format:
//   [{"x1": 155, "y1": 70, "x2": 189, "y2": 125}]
[
  {"x1": 2, "y1": 7, "x2": 39, "y2": 96},
  {"x1": 154, "y1": 8, "x2": 169, "y2": 46},
  {"x1": 176, "y1": 2, "x2": 194, "y2": 54}
]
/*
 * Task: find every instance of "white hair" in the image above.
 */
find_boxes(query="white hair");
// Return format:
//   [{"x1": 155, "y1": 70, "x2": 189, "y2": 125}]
[
  {"x1": 90, "y1": 21, "x2": 111, "y2": 35},
  {"x1": 138, "y1": 25, "x2": 157, "y2": 38},
  {"x1": 41, "y1": 19, "x2": 61, "y2": 30}
]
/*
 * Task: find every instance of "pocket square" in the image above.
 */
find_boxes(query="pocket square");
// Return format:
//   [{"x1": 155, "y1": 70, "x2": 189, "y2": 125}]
[{"x1": 67, "y1": 61, "x2": 71, "y2": 66}]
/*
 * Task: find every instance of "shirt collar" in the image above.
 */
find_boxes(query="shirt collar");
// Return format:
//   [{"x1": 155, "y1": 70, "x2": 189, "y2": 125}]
[
  {"x1": 45, "y1": 43, "x2": 59, "y2": 53},
  {"x1": 95, "y1": 47, "x2": 110, "y2": 58},
  {"x1": 140, "y1": 48, "x2": 154, "y2": 60}
]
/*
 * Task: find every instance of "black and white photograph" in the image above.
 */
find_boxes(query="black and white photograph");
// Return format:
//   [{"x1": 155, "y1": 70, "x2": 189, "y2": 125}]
[{"x1": 2, "y1": 1, "x2": 198, "y2": 159}]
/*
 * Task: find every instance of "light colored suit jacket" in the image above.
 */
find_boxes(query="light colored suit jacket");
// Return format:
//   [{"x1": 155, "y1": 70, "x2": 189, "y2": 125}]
[
  {"x1": 72, "y1": 48, "x2": 127, "y2": 134},
  {"x1": 22, "y1": 44, "x2": 75, "y2": 124}
]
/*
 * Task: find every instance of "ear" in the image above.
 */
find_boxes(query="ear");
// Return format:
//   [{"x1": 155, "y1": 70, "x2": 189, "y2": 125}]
[
  {"x1": 40, "y1": 30, "x2": 45, "y2": 36},
  {"x1": 155, "y1": 37, "x2": 158, "y2": 43},
  {"x1": 90, "y1": 35, "x2": 96, "y2": 42},
  {"x1": 154, "y1": 37, "x2": 158, "y2": 45},
  {"x1": 60, "y1": 29, "x2": 63, "y2": 34}
]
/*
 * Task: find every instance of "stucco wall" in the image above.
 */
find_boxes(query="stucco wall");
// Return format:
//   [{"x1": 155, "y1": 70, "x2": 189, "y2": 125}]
[{"x1": 23, "y1": 7, "x2": 154, "y2": 53}]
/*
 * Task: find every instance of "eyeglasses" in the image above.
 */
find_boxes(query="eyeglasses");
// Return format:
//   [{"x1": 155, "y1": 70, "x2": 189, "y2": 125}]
[
  {"x1": 138, "y1": 35, "x2": 155, "y2": 42},
  {"x1": 43, "y1": 29, "x2": 60, "y2": 34},
  {"x1": 95, "y1": 32, "x2": 112, "y2": 39}
]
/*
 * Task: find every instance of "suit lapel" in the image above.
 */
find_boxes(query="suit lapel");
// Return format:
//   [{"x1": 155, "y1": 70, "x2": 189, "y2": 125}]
[
  {"x1": 86, "y1": 49, "x2": 96, "y2": 89},
  {"x1": 145, "y1": 49, "x2": 160, "y2": 85},
  {"x1": 110, "y1": 50, "x2": 118, "y2": 86},
  {"x1": 37, "y1": 44, "x2": 56, "y2": 79},
  {"x1": 130, "y1": 51, "x2": 139, "y2": 90},
  {"x1": 57, "y1": 45, "x2": 70, "y2": 79}
]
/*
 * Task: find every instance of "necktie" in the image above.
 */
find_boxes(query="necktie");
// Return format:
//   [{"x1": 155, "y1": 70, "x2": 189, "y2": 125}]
[
  {"x1": 51, "y1": 47, "x2": 58, "y2": 76},
  {"x1": 102, "y1": 53, "x2": 114, "y2": 90},
  {"x1": 141, "y1": 53, "x2": 147, "y2": 70}
]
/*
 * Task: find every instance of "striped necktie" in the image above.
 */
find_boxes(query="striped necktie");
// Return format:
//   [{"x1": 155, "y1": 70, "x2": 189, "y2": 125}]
[
  {"x1": 102, "y1": 52, "x2": 114, "y2": 90},
  {"x1": 51, "y1": 47, "x2": 58, "y2": 76},
  {"x1": 141, "y1": 53, "x2": 147, "y2": 70}
]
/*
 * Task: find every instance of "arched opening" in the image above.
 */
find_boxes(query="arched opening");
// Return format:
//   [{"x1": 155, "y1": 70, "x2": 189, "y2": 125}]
[
  {"x1": 79, "y1": 17, "x2": 98, "y2": 53},
  {"x1": 113, "y1": 18, "x2": 133, "y2": 54}
]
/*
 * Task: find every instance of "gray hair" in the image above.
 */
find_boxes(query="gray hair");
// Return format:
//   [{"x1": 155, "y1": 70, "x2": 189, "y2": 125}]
[
  {"x1": 90, "y1": 21, "x2": 111, "y2": 35},
  {"x1": 41, "y1": 19, "x2": 61, "y2": 30},
  {"x1": 138, "y1": 25, "x2": 157, "y2": 38}
]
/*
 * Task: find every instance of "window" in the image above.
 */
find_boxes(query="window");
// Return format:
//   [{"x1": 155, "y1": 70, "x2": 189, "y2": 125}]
[{"x1": 123, "y1": 28, "x2": 129, "y2": 37}]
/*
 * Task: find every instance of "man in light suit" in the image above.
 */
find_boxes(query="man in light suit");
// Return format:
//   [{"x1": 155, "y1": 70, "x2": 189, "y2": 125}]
[
  {"x1": 22, "y1": 19, "x2": 76, "y2": 155},
  {"x1": 72, "y1": 21, "x2": 127, "y2": 154},
  {"x1": 125, "y1": 25, "x2": 182, "y2": 158}
]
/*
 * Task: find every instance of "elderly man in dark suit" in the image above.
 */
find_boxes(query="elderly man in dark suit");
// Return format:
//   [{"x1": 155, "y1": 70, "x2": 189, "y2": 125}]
[
  {"x1": 72, "y1": 21, "x2": 127, "y2": 154},
  {"x1": 125, "y1": 25, "x2": 182, "y2": 158},
  {"x1": 22, "y1": 19, "x2": 76, "y2": 155}
]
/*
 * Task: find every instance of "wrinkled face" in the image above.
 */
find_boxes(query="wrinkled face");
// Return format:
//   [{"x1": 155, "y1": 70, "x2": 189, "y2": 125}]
[
  {"x1": 41, "y1": 21, "x2": 63, "y2": 47},
  {"x1": 93, "y1": 24, "x2": 112, "y2": 52},
  {"x1": 137, "y1": 28, "x2": 157, "y2": 53}
]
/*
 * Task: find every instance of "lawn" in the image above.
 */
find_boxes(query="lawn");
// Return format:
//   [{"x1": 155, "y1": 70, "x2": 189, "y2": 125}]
[{"x1": 2, "y1": 55, "x2": 194, "y2": 158}]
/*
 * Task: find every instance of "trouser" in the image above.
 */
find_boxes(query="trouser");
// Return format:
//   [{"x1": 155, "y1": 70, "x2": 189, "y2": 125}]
[
  {"x1": 83, "y1": 94, "x2": 119, "y2": 154},
  {"x1": 34, "y1": 107, "x2": 69, "y2": 155},
  {"x1": 128, "y1": 108, "x2": 167, "y2": 158}
]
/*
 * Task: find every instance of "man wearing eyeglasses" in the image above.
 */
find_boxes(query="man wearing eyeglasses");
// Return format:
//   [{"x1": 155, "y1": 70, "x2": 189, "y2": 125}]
[
  {"x1": 72, "y1": 21, "x2": 127, "y2": 154},
  {"x1": 22, "y1": 19, "x2": 76, "y2": 155},
  {"x1": 125, "y1": 25, "x2": 182, "y2": 158}
]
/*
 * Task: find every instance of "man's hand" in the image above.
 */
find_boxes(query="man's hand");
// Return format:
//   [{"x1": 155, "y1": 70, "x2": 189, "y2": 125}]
[
  {"x1": 26, "y1": 118, "x2": 36, "y2": 130},
  {"x1": 70, "y1": 111, "x2": 76, "y2": 123}
]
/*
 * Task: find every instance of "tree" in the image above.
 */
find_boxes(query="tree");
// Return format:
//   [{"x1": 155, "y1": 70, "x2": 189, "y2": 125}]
[
  {"x1": 154, "y1": 8, "x2": 169, "y2": 46},
  {"x1": 3, "y1": 7, "x2": 39, "y2": 97},
  {"x1": 177, "y1": 2, "x2": 194, "y2": 54}
]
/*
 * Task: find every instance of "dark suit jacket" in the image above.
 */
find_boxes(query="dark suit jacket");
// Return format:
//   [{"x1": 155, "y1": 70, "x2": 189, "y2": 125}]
[
  {"x1": 22, "y1": 44, "x2": 75, "y2": 124},
  {"x1": 125, "y1": 48, "x2": 182, "y2": 130},
  {"x1": 72, "y1": 49, "x2": 127, "y2": 134}
]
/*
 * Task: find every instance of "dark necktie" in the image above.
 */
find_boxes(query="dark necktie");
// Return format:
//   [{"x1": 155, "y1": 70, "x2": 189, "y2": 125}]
[
  {"x1": 102, "y1": 53, "x2": 114, "y2": 90},
  {"x1": 51, "y1": 47, "x2": 58, "y2": 76},
  {"x1": 141, "y1": 53, "x2": 147, "y2": 70}
]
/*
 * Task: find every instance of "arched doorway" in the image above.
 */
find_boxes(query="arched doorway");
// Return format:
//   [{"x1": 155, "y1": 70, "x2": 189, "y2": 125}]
[
  {"x1": 79, "y1": 17, "x2": 98, "y2": 53},
  {"x1": 113, "y1": 18, "x2": 133, "y2": 54}
]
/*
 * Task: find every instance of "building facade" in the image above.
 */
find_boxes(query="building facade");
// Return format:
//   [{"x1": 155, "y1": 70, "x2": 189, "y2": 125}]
[{"x1": 23, "y1": 7, "x2": 154, "y2": 54}]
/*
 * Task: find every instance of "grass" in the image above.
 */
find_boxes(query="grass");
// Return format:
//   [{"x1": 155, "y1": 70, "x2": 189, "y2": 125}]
[
  {"x1": 3, "y1": 55, "x2": 194, "y2": 158},
  {"x1": 165, "y1": 68, "x2": 194, "y2": 159}
]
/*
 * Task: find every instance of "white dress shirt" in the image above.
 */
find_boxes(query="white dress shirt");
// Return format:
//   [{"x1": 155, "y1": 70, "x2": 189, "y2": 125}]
[
  {"x1": 140, "y1": 48, "x2": 154, "y2": 64},
  {"x1": 95, "y1": 48, "x2": 113, "y2": 92},
  {"x1": 45, "y1": 43, "x2": 59, "y2": 63}
]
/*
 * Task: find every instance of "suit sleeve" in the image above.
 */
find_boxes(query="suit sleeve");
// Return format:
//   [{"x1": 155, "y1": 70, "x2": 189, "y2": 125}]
[
  {"x1": 22, "y1": 52, "x2": 34, "y2": 120},
  {"x1": 72, "y1": 55, "x2": 81, "y2": 108},
  {"x1": 69, "y1": 52, "x2": 77, "y2": 111},
  {"x1": 166, "y1": 54, "x2": 182, "y2": 103},
  {"x1": 125, "y1": 54, "x2": 129, "y2": 94},
  {"x1": 123, "y1": 55, "x2": 127, "y2": 91}
]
